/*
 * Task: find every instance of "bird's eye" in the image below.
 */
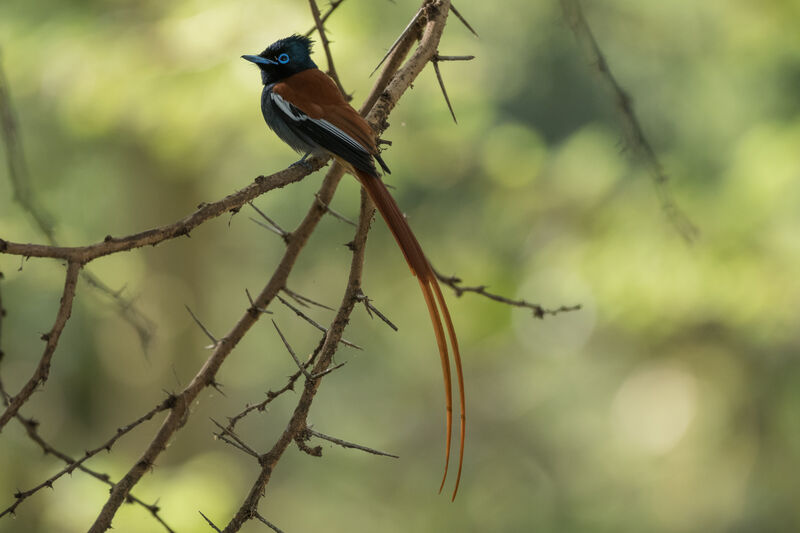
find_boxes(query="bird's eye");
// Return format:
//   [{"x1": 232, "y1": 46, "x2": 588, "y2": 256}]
[{"x1": 278, "y1": 53, "x2": 290, "y2": 64}]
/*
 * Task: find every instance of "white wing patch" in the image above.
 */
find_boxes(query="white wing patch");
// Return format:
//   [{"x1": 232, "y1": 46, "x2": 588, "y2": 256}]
[{"x1": 269, "y1": 91, "x2": 370, "y2": 156}]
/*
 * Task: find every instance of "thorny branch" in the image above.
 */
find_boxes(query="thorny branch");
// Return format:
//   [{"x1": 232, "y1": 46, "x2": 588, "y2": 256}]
[
  {"x1": 435, "y1": 269, "x2": 582, "y2": 319},
  {"x1": 82, "y1": 4, "x2": 458, "y2": 530},
  {"x1": 0, "y1": 1, "x2": 576, "y2": 530},
  {"x1": 304, "y1": 427, "x2": 400, "y2": 458},
  {"x1": 0, "y1": 396, "x2": 174, "y2": 523},
  {"x1": 559, "y1": 0, "x2": 698, "y2": 241},
  {"x1": 277, "y1": 294, "x2": 362, "y2": 349},
  {"x1": 222, "y1": 187, "x2": 375, "y2": 532},
  {"x1": 0, "y1": 260, "x2": 81, "y2": 430},
  {"x1": 0, "y1": 157, "x2": 330, "y2": 262}
]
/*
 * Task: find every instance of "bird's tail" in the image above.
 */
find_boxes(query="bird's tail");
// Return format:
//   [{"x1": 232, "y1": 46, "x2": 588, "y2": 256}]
[{"x1": 355, "y1": 169, "x2": 465, "y2": 501}]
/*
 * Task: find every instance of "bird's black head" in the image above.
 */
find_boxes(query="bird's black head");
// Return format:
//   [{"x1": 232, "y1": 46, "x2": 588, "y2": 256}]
[{"x1": 242, "y1": 34, "x2": 317, "y2": 85}]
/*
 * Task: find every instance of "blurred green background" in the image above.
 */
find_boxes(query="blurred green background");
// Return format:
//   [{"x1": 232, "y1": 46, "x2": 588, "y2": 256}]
[{"x1": 2, "y1": 0, "x2": 800, "y2": 531}]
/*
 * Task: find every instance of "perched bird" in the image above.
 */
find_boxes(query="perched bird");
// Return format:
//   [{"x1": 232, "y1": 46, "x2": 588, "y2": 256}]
[{"x1": 242, "y1": 35, "x2": 465, "y2": 499}]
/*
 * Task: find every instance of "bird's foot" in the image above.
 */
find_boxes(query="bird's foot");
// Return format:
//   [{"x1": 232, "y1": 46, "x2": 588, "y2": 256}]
[{"x1": 291, "y1": 152, "x2": 313, "y2": 171}]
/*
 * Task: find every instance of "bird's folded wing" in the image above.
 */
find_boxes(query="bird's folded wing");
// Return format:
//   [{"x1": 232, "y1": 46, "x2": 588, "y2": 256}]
[{"x1": 271, "y1": 71, "x2": 379, "y2": 176}]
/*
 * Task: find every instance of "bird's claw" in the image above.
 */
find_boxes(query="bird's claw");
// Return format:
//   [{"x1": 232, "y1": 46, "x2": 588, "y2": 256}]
[{"x1": 291, "y1": 153, "x2": 313, "y2": 171}]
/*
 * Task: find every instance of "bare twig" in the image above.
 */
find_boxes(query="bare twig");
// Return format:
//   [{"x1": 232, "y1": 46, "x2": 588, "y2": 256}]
[
  {"x1": 282, "y1": 286, "x2": 335, "y2": 311},
  {"x1": 0, "y1": 155, "x2": 330, "y2": 263},
  {"x1": 431, "y1": 54, "x2": 459, "y2": 123},
  {"x1": 314, "y1": 193, "x2": 357, "y2": 226},
  {"x1": 0, "y1": 261, "x2": 81, "y2": 431},
  {"x1": 308, "y1": 0, "x2": 349, "y2": 98},
  {"x1": 310, "y1": 360, "x2": 347, "y2": 379},
  {"x1": 0, "y1": 395, "x2": 173, "y2": 520},
  {"x1": 199, "y1": 511, "x2": 223, "y2": 532},
  {"x1": 434, "y1": 269, "x2": 582, "y2": 319},
  {"x1": 185, "y1": 305, "x2": 219, "y2": 347},
  {"x1": 305, "y1": 427, "x2": 399, "y2": 458},
  {"x1": 272, "y1": 320, "x2": 311, "y2": 379},
  {"x1": 7, "y1": 412, "x2": 174, "y2": 531},
  {"x1": 254, "y1": 513, "x2": 285, "y2": 533},
  {"x1": 450, "y1": 4, "x2": 479, "y2": 37},
  {"x1": 246, "y1": 288, "x2": 273, "y2": 315},
  {"x1": 248, "y1": 201, "x2": 290, "y2": 242},
  {"x1": 224, "y1": 371, "x2": 303, "y2": 433},
  {"x1": 371, "y1": 6, "x2": 425, "y2": 77},
  {"x1": 277, "y1": 294, "x2": 362, "y2": 350},
  {"x1": 211, "y1": 419, "x2": 260, "y2": 459},
  {"x1": 436, "y1": 55, "x2": 475, "y2": 61},
  {"x1": 79, "y1": 271, "x2": 156, "y2": 351},
  {"x1": 560, "y1": 0, "x2": 697, "y2": 241},
  {"x1": 356, "y1": 289, "x2": 398, "y2": 331}
]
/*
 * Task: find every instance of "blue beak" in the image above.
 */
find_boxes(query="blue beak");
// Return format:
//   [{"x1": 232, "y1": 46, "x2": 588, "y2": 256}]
[{"x1": 242, "y1": 55, "x2": 277, "y2": 65}]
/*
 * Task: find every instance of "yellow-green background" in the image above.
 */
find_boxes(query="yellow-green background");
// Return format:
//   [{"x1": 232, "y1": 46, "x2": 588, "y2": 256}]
[{"x1": 2, "y1": 0, "x2": 799, "y2": 531}]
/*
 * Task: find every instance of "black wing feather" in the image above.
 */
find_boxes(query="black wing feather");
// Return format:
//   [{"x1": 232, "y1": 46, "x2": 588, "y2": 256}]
[{"x1": 268, "y1": 91, "x2": 379, "y2": 176}]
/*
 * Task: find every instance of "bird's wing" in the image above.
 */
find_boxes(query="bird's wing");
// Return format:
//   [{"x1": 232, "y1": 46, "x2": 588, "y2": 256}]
[{"x1": 271, "y1": 70, "x2": 379, "y2": 175}]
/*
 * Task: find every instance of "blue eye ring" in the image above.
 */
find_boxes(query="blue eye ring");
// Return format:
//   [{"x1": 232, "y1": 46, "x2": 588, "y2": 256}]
[{"x1": 278, "y1": 53, "x2": 290, "y2": 64}]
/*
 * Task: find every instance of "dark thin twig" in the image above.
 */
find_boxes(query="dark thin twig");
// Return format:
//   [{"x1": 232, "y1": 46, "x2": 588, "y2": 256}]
[
  {"x1": 211, "y1": 419, "x2": 260, "y2": 459},
  {"x1": 314, "y1": 193, "x2": 357, "y2": 226},
  {"x1": 282, "y1": 286, "x2": 335, "y2": 311},
  {"x1": 308, "y1": 0, "x2": 349, "y2": 98},
  {"x1": 559, "y1": 0, "x2": 697, "y2": 241},
  {"x1": 310, "y1": 360, "x2": 347, "y2": 380},
  {"x1": 356, "y1": 289, "x2": 398, "y2": 331},
  {"x1": 9, "y1": 413, "x2": 174, "y2": 531},
  {"x1": 271, "y1": 320, "x2": 311, "y2": 379},
  {"x1": 450, "y1": 4, "x2": 479, "y2": 37},
  {"x1": 225, "y1": 331, "x2": 328, "y2": 433},
  {"x1": 431, "y1": 54, "x2": 458, "y2": 124},
  {"x1": 246, "y1": 288, "x2": 273, "y2": 315},
  {"x1": 305, "y1": 427, "x2": 399, "y2": 458},
  {"x1": 185, "y1": 305, "x2": 219, "y2": 347},
  {"x1": 277, "y1": 294, "x2": 362, "y2": 350},
  {"x1": 224, "y1": 372, "x2": 302, "y2": 432},
  {"x1": 434, "y1": 269, "x2": 582, "y2": 319},
  {"x1": 0, "y1": 396, "x2": 174, "y2": 520},
  {"x1": 436, "y1": 55, "x2": 475, "y2": 61},
  {"x1": 371, "y1": 7, "x2": 425, "y2": 76},
  {"x1": 199, "y1": 511, "x2": 223, "y2": 532},
  {"x1": 248, "y1": 201, "x2": 290, "y2": 241},
  {"x1": 0, "y1": 260, "x2": 81, "y2": 430},
  {"x1": 305, "y1": 0, "x2": 346, "y2": 37},
  {"x1": 254, "y1": 513, "x2": 285, "y2": 533},
  {"x1": 0, "y1": 154, "x2": 330, "y2": 263}
]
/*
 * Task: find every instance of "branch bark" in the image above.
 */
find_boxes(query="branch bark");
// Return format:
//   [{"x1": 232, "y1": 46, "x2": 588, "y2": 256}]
[{"x1": 0, "y1": 260, "x2": 80, "y2": 430}]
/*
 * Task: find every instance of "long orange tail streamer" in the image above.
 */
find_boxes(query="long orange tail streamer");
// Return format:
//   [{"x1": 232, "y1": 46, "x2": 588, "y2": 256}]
[{"x1": 355, "y1": 169, "x2": 465, "y2": 500}]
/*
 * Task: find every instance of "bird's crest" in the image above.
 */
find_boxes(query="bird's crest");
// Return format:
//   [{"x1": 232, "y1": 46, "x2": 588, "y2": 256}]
[{"x1": 261, "y1": 34, "x2": 314, "y2": 63}]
